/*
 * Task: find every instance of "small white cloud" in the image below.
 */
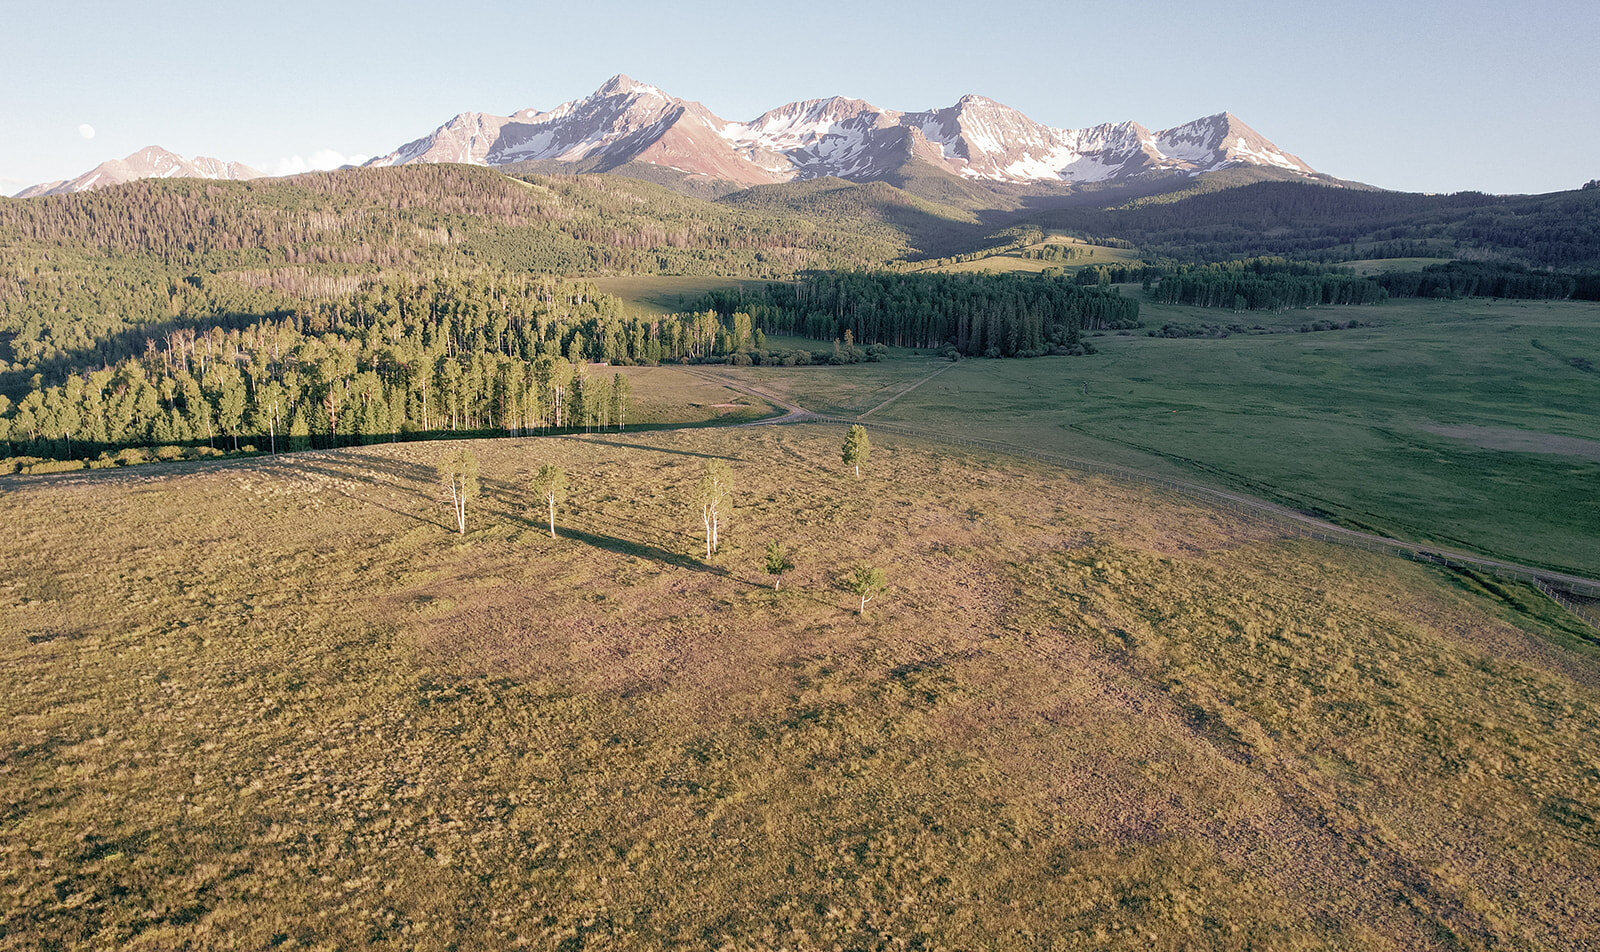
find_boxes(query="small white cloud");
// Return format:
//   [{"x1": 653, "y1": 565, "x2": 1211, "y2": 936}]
[
  {"x1": 267, "y1": 149, "x2": 371, "y2": 177},
  {"x1": 78, "y1": 124, "x2": 96, "y2": 140}
]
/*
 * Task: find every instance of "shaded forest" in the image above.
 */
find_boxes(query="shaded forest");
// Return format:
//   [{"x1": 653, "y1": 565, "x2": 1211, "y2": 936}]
[
  {"x1": 1026, "y1": 180, "x2": 1600, "y2": 268},
  {"x1": 695, "y1": 272, "x2": 1139, "y2": 357}
]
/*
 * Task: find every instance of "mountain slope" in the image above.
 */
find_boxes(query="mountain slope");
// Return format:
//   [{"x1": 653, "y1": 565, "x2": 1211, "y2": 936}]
[
  {"x1": 14, "y1": 146, "x2": 261, "y2": 198},
  {"x1": 366, "y1": 75, "x2": 1327, "y2": 190}
]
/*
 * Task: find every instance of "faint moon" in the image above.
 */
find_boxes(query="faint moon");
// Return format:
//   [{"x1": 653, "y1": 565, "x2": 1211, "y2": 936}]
[{"x1": 78, "y1": 124, "x2": 95, "y2": 140}]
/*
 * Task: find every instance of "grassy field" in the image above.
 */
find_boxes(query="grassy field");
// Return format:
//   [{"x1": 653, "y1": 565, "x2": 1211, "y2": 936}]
[
  {"x1": 910, "y1": 235, "x2": 1146, "y2": 276},
  {"x1": 2, "y1": 426, "x2": 1596, "y2": 950},
  {"x1": 724, "y1": 298, "x2": 1600, "y2": 579},
  {"x1": 612, "y1": 364, "x2": 776, "y2": 427},
  {"x1": 1338, "y1": 257, "x2": 1455, "y2": 275}
]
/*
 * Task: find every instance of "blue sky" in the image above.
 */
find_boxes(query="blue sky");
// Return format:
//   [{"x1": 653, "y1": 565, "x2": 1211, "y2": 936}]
[{"x1": 3, "y1": 0, "x2": 1596, "y2": 196}]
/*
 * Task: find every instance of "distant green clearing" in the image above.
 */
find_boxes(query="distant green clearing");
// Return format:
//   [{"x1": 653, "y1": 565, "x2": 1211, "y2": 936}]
[
  {"x1": 590, "y1": 275, "x2": 776, "y2": 316},
  {"x1": 717, "y1": 297, "x2": 1600, "y2": 578},
  {"x1": 612, "y1": 365, "x2": 776, "y2": 426},
  {"x1": 911, "y1": 235, "x2": 1146, "y2": 276},
  {"x1": 1338, "y1": 256, "x2": 1455, "y2": 275}
]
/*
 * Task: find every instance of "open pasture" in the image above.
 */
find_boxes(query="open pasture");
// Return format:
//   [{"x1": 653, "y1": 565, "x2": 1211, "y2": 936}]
[
  {"x1": 909, "y1": 234, "x2": 1146, "y2": 276},
  {"x1": 2, "y1": 425, "x2": 1597, "y2": 949},
  {"x1": 588, "y1": 275, "x2": 774, "y2": 317},
  {"x1": 727, "y1": 298, "x2": 1600, "y2": 578}
]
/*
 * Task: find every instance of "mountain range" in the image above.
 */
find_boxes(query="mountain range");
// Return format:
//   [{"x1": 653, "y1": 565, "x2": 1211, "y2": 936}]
[
  {"x1": 14, "y1": 146, "x2": 262, "y2": 199},
  {"x1": 12, "y1": 75, "x2": 1325, "y2": 199},
  {"x1": 366, "y1": 74, "x2": 1318, "y2": 188}
]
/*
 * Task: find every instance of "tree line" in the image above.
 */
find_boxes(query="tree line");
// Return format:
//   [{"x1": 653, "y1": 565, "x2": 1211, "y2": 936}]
[
  {"x1": 1148, "y1": 258, "x2": 1390, "y2": 310},
  {"x1": 694, "y1": 271, "x2": 1140, "y2": 357},
  {"x1": 1371, "y1": 261, "x2": 1600, "y2": 301},
  {"x1": 0, "y1": 274, "x2": 787, "y2": 466}
]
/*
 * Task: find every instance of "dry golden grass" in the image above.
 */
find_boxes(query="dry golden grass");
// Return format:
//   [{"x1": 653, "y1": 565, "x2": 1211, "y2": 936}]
[{"x1": 2, "y1": 426, "x2": 1596, "y2": 950}]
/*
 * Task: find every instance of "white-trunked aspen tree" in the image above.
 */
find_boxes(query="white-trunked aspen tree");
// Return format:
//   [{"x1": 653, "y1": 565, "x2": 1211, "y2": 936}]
[
  {"x1": 531, "y1": 464, "x2": 566, "y2": 538},
  {"x1": 695, "y1": 459, "x2": 733, "y2": 559},
  {"x1": 843, "y1": 424, "x2": 870, "y2": 478},
  {"x1": 611, "y1": 373, "x2": 631, "y2": 430},
  {"x1": 438, "y1": 445, "x2": 479, "y2": 535}
]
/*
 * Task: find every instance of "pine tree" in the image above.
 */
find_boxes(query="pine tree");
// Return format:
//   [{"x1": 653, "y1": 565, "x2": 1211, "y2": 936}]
[
  {"x1": 287, "y1": 404, "x2": 312, "y2": 452},
  {"x1": 846, "y1": 563, "x2": 886, "y2": 615}
]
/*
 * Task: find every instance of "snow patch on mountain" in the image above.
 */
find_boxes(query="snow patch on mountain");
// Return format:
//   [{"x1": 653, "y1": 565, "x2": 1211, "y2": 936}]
[
  {"x1": 356, "y1": 80, "x2": 1325, "y2": 189},
  {"x1": 18, "y1": 77, "x2": 1323, "y2": 199}
]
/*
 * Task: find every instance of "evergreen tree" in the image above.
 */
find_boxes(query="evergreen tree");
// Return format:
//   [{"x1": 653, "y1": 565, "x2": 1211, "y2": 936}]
[
  {"x1": 287, "y1": 405, "x2": 312, "y2": 452},
  {"x1": 846, "y1": 563, "x2": 886, "y2": 615},
  {"x1": 764, "y1": 540, "x2": 794, "y2": 590}
]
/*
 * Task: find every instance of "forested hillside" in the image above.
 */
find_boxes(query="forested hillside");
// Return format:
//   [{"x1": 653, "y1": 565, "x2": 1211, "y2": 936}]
[
  {"x1": 0, "y1": 165, "x2": 907, "y2": 279},
  {"x1": 1026, "y1": 180, "x2": 1600, "y2": 267},
  {"x1": 718, "y1": 177, "x2": 983, "y2": 257}
]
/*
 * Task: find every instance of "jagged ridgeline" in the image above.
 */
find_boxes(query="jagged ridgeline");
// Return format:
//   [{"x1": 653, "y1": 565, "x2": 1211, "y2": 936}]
[{"x1": 695, "y1": 272, "x2": 1140, "y2": 357}]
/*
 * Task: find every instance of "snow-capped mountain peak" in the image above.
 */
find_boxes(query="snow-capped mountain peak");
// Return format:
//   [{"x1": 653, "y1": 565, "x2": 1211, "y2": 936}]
[
  {"x1": 357, "y1": 78, "x2": 1322, "y2": 189},
  {"x1": 1153, "y1": 112, "x2": 1313, "y2": 174},
  {"x1": 14, "y1": 78, "x2": 1325, "y2": 199},
  {"x1": 595, "y1": 73, "x2": 668, "y2": 101}
]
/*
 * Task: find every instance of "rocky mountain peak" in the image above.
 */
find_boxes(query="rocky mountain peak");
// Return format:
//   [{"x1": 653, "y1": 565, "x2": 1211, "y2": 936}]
[{"x1": 16, "y1": 78, "x2": 1323, "y2": 198}]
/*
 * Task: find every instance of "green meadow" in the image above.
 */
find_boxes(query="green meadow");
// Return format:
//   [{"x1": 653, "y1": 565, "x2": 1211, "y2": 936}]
[
  {"x1": 589, "y1": 276, "x2": 775, "y2": 317},
  {"x1": 721, "y1": 297, "x2": 1600, "y2": 578},
  {"x1": 909, "y1": 234, "x2": 1148, "y2": 276}
]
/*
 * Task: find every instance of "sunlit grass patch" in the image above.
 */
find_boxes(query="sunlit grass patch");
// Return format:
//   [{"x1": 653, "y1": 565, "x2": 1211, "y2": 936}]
[{"x1": 1, "y1": 425, "x2": 1595, "y2": 949}]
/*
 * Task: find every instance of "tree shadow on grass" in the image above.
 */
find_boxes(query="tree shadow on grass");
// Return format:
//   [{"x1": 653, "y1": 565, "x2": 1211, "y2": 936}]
[
  {"x1": 554, "y1": 525, "x2": 738, "y2": 579},
  {"x1": 261, "y1": 452, "x2": 454, "y2": 532},
  {"x1": 554, "y1": 434, "x2": 743, "y2": 461}
]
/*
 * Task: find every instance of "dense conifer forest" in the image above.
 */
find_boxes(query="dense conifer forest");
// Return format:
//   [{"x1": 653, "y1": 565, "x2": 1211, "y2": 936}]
[
  {"x1": 1148, "y1": 259, "x2": 1390, "y2": 310},
  {"x1": 695, "y1": 272, "x2": 1139, "y2": 356},
  {"x1": 0, "y1": 275, "x2": 699, "y2": 465}
]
